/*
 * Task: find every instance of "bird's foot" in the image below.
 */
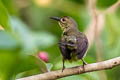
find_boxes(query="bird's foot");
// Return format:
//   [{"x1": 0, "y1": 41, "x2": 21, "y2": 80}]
[
  {"x1": 62, "y1": 66, "x2": 65, "y2": 72},
  {"x1": 81, "y1": 59, "x2": 87, "y2": 65},
  {"x1": 83, "y1": 61, "x2": 87, "y2": 65},
  {"x1": 81, "y1": 59, "x2": 87, "y2": 71}
]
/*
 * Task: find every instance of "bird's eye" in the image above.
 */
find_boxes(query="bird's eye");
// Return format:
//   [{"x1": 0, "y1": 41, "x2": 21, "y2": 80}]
[
  {"x1": 62, "y1": 18, "x2": 66, "y2": 21},
  {"x1": 61, "y1": 18, "x2": 67, "y2": 23}
]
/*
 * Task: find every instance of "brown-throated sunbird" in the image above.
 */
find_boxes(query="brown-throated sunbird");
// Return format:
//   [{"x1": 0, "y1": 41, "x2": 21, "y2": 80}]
[{"x1": 50, "y1": 16, "x2": 88, "y2": 72}]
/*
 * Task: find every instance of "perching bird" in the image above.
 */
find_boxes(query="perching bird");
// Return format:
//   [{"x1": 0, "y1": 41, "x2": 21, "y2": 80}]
[{"x1": 50, "y1": 16, "x2": 88, "y2": 71}]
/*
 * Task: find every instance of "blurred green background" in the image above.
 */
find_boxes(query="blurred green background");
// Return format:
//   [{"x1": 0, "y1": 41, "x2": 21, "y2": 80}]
[{"x1": 0, "y1": 0, "x2": 120, "y2": 80}]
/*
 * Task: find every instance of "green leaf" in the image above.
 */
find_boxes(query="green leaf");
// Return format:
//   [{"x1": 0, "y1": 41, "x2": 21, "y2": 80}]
[
  {"x1": 9, "y1": 16, "x2": 37, "y2": 54},
  {"x1": 32, "y1": 32, "x2": 57, "y2": 49},
  {"x1": 10, "y1": 16, "x2": 57, "y2": 53},
  {"x1": 0, "y1": 31, "x2": 20, "y2": 80},
  {"x1": 1, "y1": 0, "x2": 16, "y2": 15},
  {"x1": 97, "y1": 0, "x2": 117, "y2": 9},
  {"x1": 15, "y1": 55, "x2": 48, "y2": 74},
  {"x1": 0, "y1": 31, "x2": 19, "y2": 51},
  {"x1": 16, "y1": 56, "x2": 48, "y2": 79},
  {"x1": 0, "y1": 0, "x2": 11, "y2": 31},
  {"x1": 46, "y1": 63, "x2": 53, "y2": 72}
]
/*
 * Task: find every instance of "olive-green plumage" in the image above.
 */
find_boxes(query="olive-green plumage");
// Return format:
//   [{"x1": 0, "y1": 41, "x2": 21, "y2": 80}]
[{"x1": 51, "y1": 16, "x2": 88, "y2": 72}]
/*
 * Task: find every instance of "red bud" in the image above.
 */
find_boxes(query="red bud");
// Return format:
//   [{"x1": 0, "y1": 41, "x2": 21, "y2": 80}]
[{"x1": 38, "y1": 51, "x2": 48, "y2": 62}]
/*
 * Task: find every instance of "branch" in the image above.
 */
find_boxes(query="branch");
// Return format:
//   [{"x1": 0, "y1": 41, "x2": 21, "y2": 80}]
[
  {"x1": 85, "y1": 0, "x2": 120, "y2": 47},
  {"x1": 104, "y1": 0, "x2": 120, "y2": 13},
  {"x1": 85, "y1": 0, "x2": 105, "y2": 48},
  {"x1": 17, "y1": 57, "x2": 120, "y2": 80}
]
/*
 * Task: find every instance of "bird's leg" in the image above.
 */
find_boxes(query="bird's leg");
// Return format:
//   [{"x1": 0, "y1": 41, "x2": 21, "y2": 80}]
[
  {"x1": 81, "y1": 58, "x2": 87, "y2": 65},
  {"x1": 62, "y1": 59, "x2": 65, "y2": 72},
  {"x1": 81, "y1": 59, "x2": 87, "y2": 71}
]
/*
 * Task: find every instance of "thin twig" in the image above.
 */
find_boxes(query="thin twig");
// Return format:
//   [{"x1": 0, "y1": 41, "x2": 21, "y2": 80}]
[
  {"x1": 104, "y1": 0, "x2": 120, "y2": 13},
  {"x1": 85, "y1": 0, "x2": 98, "y2": 47},
  {"x1": 85, "y1": 0, "x2": 107, "y2": 79},
  {"x1": 85, "y1": 0, "x2": 120, "y2": 48}
]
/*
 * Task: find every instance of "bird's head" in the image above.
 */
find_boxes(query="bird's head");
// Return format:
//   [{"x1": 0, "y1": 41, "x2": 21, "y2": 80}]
[{"x1": 50, "y1": 16, "x2": 78, "y2": 32}]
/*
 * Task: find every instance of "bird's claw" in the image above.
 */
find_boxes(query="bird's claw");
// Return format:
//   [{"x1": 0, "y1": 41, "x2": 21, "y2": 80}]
[
  {"x1": 81, "y1": 59, "x2": 87, "y2": 65},
  {"x1": 62, "y1": 66, "x2": 65, "y2": 72},
  {"x1": 81, "y1": 59, "x2": 87, "y2": 71},
  {"x1": 83, "y1": 61, "x2": 87, "y2": 65}
]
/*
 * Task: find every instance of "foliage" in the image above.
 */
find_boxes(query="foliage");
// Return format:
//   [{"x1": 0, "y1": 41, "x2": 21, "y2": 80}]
[{"x1": 0, "y1": 0, "x2": 120, "y2": 80}]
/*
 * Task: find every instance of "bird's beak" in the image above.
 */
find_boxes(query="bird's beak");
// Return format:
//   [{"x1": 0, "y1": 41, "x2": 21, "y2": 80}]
[{"x1": 50, "y1": 17, "x2": 61, "y2": 21}]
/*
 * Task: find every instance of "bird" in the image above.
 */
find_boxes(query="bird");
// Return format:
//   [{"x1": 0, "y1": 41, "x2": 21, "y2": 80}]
[{"x1": 50, "y1": 16, "x2": 88, "y2": 72}]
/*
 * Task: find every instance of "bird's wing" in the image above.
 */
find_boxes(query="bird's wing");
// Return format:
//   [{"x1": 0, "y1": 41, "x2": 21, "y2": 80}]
[
  {"x1": 76, "y1": 36, "x2": 88, "y2": 59},
  {"x1": 59, "y1": 40, "x2": 71, "y2": 60}
]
